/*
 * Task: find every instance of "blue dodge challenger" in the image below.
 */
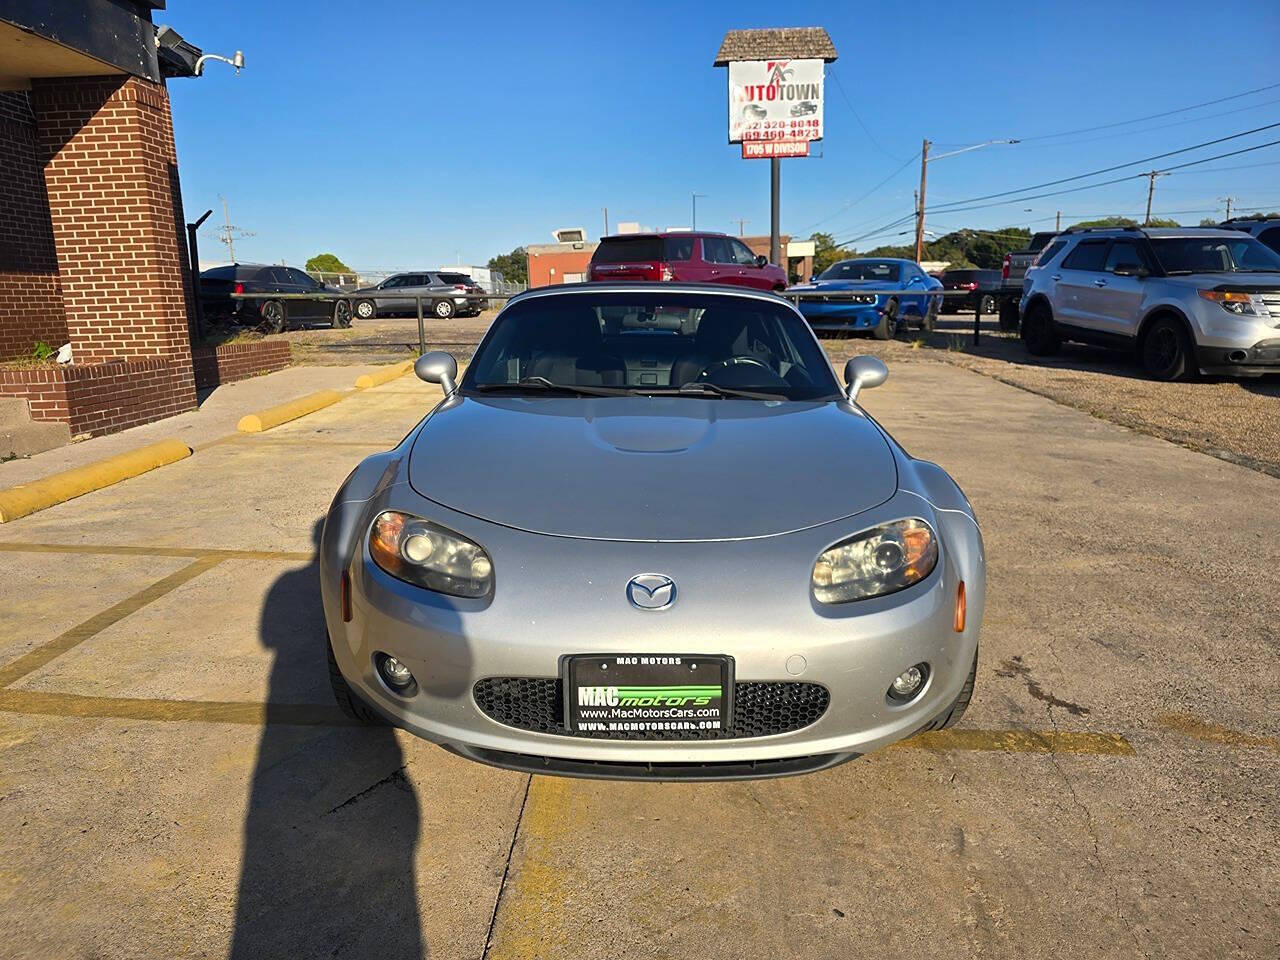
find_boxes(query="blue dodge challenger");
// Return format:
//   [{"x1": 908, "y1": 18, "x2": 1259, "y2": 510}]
[{"x1": 788, "y1": 258, "x2": 942, "y2": 338}]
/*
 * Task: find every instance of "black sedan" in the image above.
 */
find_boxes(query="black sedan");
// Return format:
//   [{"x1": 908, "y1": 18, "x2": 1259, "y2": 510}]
[{"x1": 198, "y1": 264, "x2": 352, "y2": 331}]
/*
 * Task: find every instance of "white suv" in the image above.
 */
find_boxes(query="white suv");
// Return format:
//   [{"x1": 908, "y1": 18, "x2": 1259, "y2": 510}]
[{"x1": 1019, "y1": 227, "x2": 1280, "y2": 380}]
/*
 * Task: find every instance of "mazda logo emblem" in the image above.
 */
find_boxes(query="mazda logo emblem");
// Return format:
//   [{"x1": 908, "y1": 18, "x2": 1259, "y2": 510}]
[{"x1": 626, "y1": 573, "x2": 676, "y2": 611}]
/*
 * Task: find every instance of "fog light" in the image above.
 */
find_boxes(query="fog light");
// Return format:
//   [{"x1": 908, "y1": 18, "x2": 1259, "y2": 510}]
[
  {"x1": 377, "y1": 653, "x2": 415, "y2": 691},
  {"x1": 888, "y1": 663, "x2": 928, "y2": 703}
]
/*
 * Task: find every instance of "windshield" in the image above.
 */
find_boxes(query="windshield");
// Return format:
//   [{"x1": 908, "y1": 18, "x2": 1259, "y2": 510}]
[
  {"x1": 464, "y1": 292, "x2": 842, "y2": 401},
  {"x1": 592, "y1": 237, "x2": 664, "y2": 263},
  {"x1": 1149, "y1": 236, "x2": 1280, "y2": 274},
  {"x1": 819, "y1": 261, "x2": 901, "y2": 282}
]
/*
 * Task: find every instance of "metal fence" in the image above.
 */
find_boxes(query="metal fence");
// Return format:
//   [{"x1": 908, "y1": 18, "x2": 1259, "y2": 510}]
[
  {"x1": 230, "y1": 287, "x2": 990, "y2": 360},
  {"x1": 305, "y1": 270, "x2": 527, "y2": 296}
]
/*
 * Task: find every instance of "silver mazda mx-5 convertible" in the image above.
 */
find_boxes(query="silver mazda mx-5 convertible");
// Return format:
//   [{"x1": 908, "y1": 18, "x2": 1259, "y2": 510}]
[{"x1": 321, "y1": 283, "x2": 985, "y2": 780}]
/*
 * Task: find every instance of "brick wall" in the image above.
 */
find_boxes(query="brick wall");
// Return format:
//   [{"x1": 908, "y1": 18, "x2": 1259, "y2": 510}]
[
  {"x1": 29, "y1": 76, "x2": 196, "y2": 374},
  {"x1": 0, "y1": 91, "x2": 66, "y2": 360},
  {"x1": 192, "y1": 340, "x2": 291, "y2": 389},
  {"x1": 0, "y1": 358, "x2": 196, "y2": 436}
]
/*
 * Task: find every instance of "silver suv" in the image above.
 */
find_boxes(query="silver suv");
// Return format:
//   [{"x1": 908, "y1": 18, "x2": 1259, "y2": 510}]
[
  {"x1": 1020, "y1": 227, "x2": 1280, "y2": 380},
  {"x1": 352, "y1": 271, "x2": 484, "y2": 321},
  {"x1": 1217, "y1": 216, "x2": 1280, "y2": 255}
]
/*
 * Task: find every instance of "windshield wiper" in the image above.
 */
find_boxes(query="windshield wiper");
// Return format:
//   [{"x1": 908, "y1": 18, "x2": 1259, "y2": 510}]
[
  {"x1": 671, "y1": 382, "x2": 789, "y2": 400},
  {"x1": 471, "y1": 376, "x2": 631, "y2": 397}
]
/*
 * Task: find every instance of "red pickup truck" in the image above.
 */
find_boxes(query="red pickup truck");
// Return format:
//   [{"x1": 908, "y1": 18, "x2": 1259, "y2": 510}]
[{"x1": 587, "y1": 232, "x2": 788, "y2": 291}]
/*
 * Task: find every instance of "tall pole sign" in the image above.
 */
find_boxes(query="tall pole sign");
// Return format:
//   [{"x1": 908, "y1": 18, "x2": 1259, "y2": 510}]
[{"x1": 715, "y1": 29, "x2": 837, "y2": 270}]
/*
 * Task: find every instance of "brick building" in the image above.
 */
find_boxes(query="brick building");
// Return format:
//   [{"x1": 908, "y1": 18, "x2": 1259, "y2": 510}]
[
  {"x1": 527, "y1": 229, "x2": 598, "y2": 288},
  {"x1": 0, "y1": 2, "x2": 260, "y2": 443}
]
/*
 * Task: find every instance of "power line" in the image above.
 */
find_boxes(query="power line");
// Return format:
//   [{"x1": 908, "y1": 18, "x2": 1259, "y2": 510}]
[
  {"x1": 799, "y1": 151, "x2": 919, "y2": 232},
  {"x1": 831, "y1": 135, "x2": 1280, "y2": 247},
  {"x1": 1017, "y1": 80, "x2": 1280, "y2": 142},
  {"x1": 827, "y1": 66, "x2": 904, "y2": 161},
  {"x1": 927, "y1": 122, "x2": 1280, "y2": 214},
  {"x1": 1015, "y1": 96, "x2": 1280, "y2": 151}
]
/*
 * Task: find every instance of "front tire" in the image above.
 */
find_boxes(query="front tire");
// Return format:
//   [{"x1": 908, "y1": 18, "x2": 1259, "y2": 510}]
[
  {"x1": 354, "y1": 298, "x2": 376, "y2": 321},
  {"x1": 1141, "y1": 317, "x2": 1195, "y2": 381},
  {"x1": 327, "y1": 637, "x2": 385, "y2": 725},
  {"x1": 1021, "y1": 301, "x2": 1060, "y2": 356},
  {"x1": 872, "y1": 300, "x2": 896, "y2": 340},
  {"x1": 433, "y1": 299, "x2": 455, "y2": 319}
]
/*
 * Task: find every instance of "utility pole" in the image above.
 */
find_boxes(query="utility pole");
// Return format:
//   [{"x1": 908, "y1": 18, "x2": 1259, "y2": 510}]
[
  {"x1": 732, "y1": 218, "x2": 750, "y2": 237},
  {"x1": 1055, "y1": 210, "x2": 1061, "y2": 231},
  {"x1": 1219, "y1": 196, "x2": 1236, "y2": 220},
  {"x1": 914, "y1": 138, "x2": 931, "y2": 263},
  {"x1": 770, "y1": 159, "x2": 781, "y2": 266},
  {"x1": 692, "y1": 192, "x2": 707, "y2": 231},
  {"x1": 1143, "y1": 170, "x2": 1167, "y2": 226},
  {"x1": 214, "y1": 195, "x2": 254, "y2": 264},
  {"x1": 603, "y1": 207, "x2": 609, "y2": 236},
  {"x1": 222, "y1": 196, "x2": 235, "y2": 263}
]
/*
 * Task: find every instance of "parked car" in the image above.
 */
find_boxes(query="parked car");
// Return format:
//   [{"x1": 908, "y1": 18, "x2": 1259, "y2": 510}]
[
  {"x1": 1217, "y1": 216, "x2": 1280, "y2": 255},
  {"x1": 321, "y1": 283, "x2": 985, "y2": 780},
  {"x1": 351, "y1": 272, "x2": 485, "y2": 321},
  {"x1": 787, "y1": 258, "x2": 943, "y2": 338},
  {"x1": 939, "y1": 268, "x2": 1001, "y2": 314},
  {"x1": 1020, "y1": 226, "x2": 1280, "y2": 380},
  {"x1": 586, "y1": 232, "x2": 788, "y2": 291},
  {"x1": 996, "y1": 232, "x2": 1059, "y2": 331},
  {"x1": 198, "y1": 263, "x2": 350, "y2": 332}
]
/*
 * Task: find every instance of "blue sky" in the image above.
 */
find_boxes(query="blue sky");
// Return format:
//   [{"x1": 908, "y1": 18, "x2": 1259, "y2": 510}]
[{"x1": 167, "y1": 0, "x2": 1280, "y2": 270}]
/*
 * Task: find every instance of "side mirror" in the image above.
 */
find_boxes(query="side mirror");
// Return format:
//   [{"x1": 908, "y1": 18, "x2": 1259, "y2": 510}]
[
  {"x1": 415, "y1": 350, "x2": 458, "y2": 393},
  {"x1": 844, "y1": 355, "x2": 888, "y2": 402},
  {"x1": 755, "y1": 254, "x2": 769, "y2": 267},
  {"x1": 1112, "y1": 262, "x2": 1148, "y2": 278},
  {"x1": 810, "y1": 273, "x2": 818, "y2": 282}
]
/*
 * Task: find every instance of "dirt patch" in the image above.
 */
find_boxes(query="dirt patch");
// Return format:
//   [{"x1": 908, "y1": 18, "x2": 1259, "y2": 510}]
[{"x1": 818, "y1": 316, "x2": 1280, "y2": 477}]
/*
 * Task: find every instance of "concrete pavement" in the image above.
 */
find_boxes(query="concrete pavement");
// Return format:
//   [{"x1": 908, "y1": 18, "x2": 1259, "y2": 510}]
[{"x1": 0, "y1": 359, "x2": 1274, "y2": 959}]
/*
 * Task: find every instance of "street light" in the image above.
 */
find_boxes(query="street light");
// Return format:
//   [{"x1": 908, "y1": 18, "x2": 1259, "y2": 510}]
[
  {"x1": 691, "y1": 193, "x2": 707, "y2": 231},
  {"x1": 915, "y1": 138, "x2": 1019, "y2": 261}
]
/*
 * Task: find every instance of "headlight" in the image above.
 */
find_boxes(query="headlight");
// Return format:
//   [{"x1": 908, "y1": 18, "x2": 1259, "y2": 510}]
[
  {"x1": 369, "y1": 511, "x2": 493, "y2": 598},
  {"x1": 1198, "y1": 290, "x2": 1259, "y2": 316},
  {"x1": 812, "y1": 518, "x2": 938, "y2": 603}
]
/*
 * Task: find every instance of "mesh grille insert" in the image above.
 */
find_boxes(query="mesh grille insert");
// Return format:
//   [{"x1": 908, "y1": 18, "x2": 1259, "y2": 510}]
[{"x1": 473, "y1": 677, "x2": 829, "y2": 741}]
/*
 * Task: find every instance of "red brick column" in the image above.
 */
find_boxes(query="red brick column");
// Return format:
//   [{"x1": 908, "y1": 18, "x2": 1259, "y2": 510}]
[
  {"x1": 28, "y1": 75, "x2": 196, "y2": 414},
  {"x1": 0, "y1": 92, "x2": 66, "y2": 360}
]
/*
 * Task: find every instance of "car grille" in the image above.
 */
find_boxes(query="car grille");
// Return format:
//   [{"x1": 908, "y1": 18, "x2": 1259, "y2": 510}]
[
  {"x1": 473, "y1": 677, "x2": 830, "y2": 741},
  {"x1": 1260, "y1": 293, "x2": 1280, "y2": 321}
]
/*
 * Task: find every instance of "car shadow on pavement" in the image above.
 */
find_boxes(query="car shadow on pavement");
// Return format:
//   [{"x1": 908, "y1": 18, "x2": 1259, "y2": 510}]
[{"x1": 229, "y1": 522, "x2": 425, "y2": 959}]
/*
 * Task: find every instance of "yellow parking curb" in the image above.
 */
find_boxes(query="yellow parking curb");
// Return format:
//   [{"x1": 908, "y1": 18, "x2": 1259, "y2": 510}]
[
  {"x1": 236, "y1": 390, "x2": 343, "y2": 433},
  {"x1": 0, "y1": 438, "x2": 191, "y2": 523},
  {"x1": 353, "y1": 359, "x2": 414, "y2": 390}
]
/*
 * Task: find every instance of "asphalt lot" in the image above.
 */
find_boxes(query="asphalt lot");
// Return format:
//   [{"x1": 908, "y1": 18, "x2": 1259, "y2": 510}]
[{"x1": 0, "y1": 348, "x2": 1276, "y2": 958}]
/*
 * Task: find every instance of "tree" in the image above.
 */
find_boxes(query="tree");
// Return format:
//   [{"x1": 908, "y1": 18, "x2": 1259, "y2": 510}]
[
  {"x1": 305, "y1": 252, "x2": 352, "y2": 274},
  {"x1": 1068, "y1": 216, "x2": 1180, "y2": 229},
  {"x1": 809, "y1": 232, "x2": 853, "y2": 274},
  {"x1": 487, "y1": 247, "x2": 528, "y2": 286}
]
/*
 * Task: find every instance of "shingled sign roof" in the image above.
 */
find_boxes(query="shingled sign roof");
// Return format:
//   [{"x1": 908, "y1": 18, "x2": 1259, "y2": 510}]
[{"x1": 713, "y1": 28, "x2": 837, "y2": 66}]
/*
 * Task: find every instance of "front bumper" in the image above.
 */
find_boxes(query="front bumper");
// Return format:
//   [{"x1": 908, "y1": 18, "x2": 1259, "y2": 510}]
[
  {"x1": 796, "y1": 301, "x2": 885, "y2": 331},
  {"x1": 322, "y1": 488, "x2": 984, "y2": 778},
  {"x1": 1195, "y1": 338, "x2": 1280, "y2": 376}
]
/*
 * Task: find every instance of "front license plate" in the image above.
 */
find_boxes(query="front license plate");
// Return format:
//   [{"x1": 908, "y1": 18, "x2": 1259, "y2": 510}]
[{"x1": 564, "y1": 654, "x2": 733, "y2": 737}]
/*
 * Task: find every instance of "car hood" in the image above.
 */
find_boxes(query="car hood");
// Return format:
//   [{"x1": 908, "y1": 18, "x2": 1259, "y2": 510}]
[
  {"x1": 1164, "y1": 272, "x2": 1280, "y2": 290},
  {"x1": 789, "y1": 279, "x2": 899, "y2": 292},
  {"x1": 407, "y1": 396, "x2": 897, "y2": 541}
]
